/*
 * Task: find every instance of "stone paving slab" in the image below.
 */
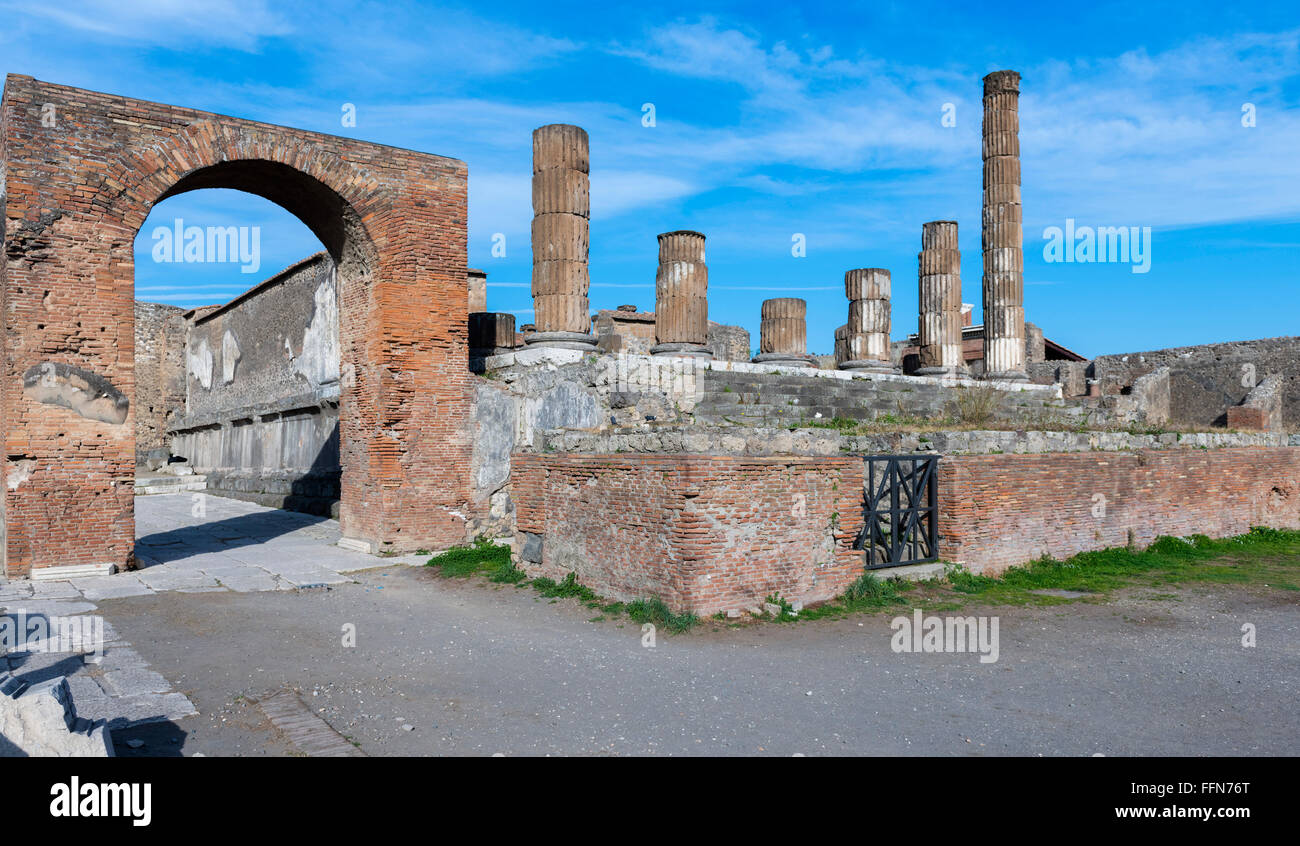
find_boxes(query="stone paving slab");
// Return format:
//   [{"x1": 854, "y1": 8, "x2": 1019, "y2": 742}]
[
  {"x1": 99, "y1": 667, "x2": 173, "y2": 697},
  {"x1": 71, "y1": 575, "x2": 155, "y2": 601},
  {"x1": 135, "y1": 567, "x2": 222, "y2": 592}
]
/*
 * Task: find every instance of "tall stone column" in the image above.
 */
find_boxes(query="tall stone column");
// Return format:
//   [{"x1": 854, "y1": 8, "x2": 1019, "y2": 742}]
[
  {"x1": 528, "y1": 123, "x2": 596, "y2": 350},
  {"x1": 840, "y1": 268, "x2": 895, "y2": 372},
  {"x1": 753, "y1": 298, "x2": 815, "y2": 367},
  {"x1": 651, "y1": 230, "x2": 711, "y2": 358},
  {"x1": 916, "y1": 220, "x2": 968, "y2": 377},
  {"x1": 981, "y1": 70, "x2": 1026, "y2": 379}
]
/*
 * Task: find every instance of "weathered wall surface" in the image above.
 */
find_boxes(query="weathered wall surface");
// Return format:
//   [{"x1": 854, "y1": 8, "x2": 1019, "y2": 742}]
[
  {"x1": 167, "y1": 253, "x2": 341, "y2": 515},
  {"x1": 938, "y1": 447, "x2": 1300, "y2": 574},
  {"x1": 182, "y1": 253, "x2": 338, "y2": 417},
  {"x1": 1092, "y1": 337, "x2": 1300, "y2": 429},
  {"x1": 512, "y1": 445, "x2": 1300, "y2": 613},
  {"x1": 513, "y1": 453, "x2": 864, "y2": 614},
  {"x1": 591, "y1": 307, "x2": 750, "y2": 361},
  {"x1": 2, "y1": 73, "x2": 471, "y2": 574},
  {"x1": 133, "y1": 301, "x2": 187, "y2": 462}
]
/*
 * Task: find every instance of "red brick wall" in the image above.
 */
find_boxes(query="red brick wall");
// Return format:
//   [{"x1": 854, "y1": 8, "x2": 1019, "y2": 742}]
[
  {"x1": 2, "y1": 74, "x2": 474, "y2": 575},
  {"x1": 938, "y1": 447, "x2": 1300, "y2": 573},
  {"x1": 513, "y1": 447, "x2": 1300, "y2": 612},
  {"x1": 513, "y1": 453, "x2": 865, "y2": 614}
]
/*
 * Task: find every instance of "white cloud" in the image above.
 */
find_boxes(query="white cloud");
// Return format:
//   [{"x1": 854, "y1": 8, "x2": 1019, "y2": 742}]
[{"x1": 3, "y1": 0, "x2": 292, "y2": 50}]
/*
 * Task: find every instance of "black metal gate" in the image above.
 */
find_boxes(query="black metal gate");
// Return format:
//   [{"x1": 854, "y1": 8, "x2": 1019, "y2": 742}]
[{"x1": 855, "y1": 455, "x2": 939, "y2": 569}]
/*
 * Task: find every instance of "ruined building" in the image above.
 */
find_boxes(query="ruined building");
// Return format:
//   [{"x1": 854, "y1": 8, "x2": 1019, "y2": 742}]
[{"x1": 3, "y1": 71, "x2": 1297, "y2": 615}]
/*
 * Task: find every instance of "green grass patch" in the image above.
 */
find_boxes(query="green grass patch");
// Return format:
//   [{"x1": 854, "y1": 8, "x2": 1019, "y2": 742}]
[
  {"x1": 935, "y1": 527, "x2": 1300, "y2": 605},
  {"x1": 425, "y1": 538, "x2": 516, "y2": 580},
  {"x1": 626, "y1": 597, "x2": 699, "y2": 633},
  {"x1": 531, "y1": 572, "x2": 598, "y2": 602}
]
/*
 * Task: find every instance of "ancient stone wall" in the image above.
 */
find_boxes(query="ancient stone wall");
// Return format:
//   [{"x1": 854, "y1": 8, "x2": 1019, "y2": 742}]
[
  {"x1": 939, "y1": 447, "x2": 1300, "y2": 574},
  {"x1": 133, "y1": 301, "x2": 187, "y2": 463},
  {"x1": 182, "y1": 253, "x2": 338, "y2": 418},
  {"x1": 592, "y1": 306, "x2": 749, "y2": 362},
  {"x1": 1091, "y1": 336, "x2": 1300, "y2": 430},
  {"x1": 164, "y1": 252, "x2": 341, "y2": 514}
]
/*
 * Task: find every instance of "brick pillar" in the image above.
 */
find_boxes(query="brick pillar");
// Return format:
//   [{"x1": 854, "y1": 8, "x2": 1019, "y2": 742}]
[
  {"x1": 981, "y1": 70, "x2": 1027, "y2": 380},
  {"x1": 916, "y1": 220, "x2": 968, "y2": 377},
  {"x1": 528, "y1": 124, "x2": 596, "y2": 350},
  {"x1": 753, "y1": 298, "x2": 815, "y2": 368},
  {"x1": 840, "y1": 268, "x2": 895, "y2": 372},
  {"x1": 651, "y1": 230, "x2": 711, "y2": 358}
]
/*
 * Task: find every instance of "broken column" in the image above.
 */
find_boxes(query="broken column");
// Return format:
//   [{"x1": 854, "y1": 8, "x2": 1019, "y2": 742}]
[
  {"x1": 981, "y1": 70, "x2": 1027, "y2": 380},
  {"x1": 916, "y1": 221, "x2": 967, "y2": 377},
  {"x1": 753, "y1": 298, "x2": 815, "y2": 367},
  {"x1": 833, "y1": 324, "x2": 848, "y2": 368},
  {"x1": 469, "y1": 312, "x2": 517, "y2": 355},
  {"x1": 527, "y1": 124, "x2": 596, "y2": 350},
  {"x1": 840, "y1": 268, "x2": 895, "y2": 372},
  {"x1": 651, "y1": 230, "x2": 711, "y2": 358}
]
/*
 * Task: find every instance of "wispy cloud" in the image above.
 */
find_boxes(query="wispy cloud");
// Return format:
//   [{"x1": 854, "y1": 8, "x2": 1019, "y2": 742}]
[{"x1": 2, "y1": 0, "x2": 292, "y2": 50}]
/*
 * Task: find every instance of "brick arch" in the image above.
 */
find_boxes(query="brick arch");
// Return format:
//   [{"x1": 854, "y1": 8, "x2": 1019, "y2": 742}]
[{"x1": 1, "y1": 74, "x2": 474, "y2": 576}]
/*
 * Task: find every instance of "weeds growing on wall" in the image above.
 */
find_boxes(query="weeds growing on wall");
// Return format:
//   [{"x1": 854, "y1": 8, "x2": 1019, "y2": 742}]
[{"x1": 952, "y1": 380, "x2": 1001, "y2": 425}]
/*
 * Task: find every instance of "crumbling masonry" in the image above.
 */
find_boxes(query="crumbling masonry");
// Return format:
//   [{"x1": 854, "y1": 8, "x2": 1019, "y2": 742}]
[{"x1": 5, "y1": 71, "x2": 1298, "y2": 617}]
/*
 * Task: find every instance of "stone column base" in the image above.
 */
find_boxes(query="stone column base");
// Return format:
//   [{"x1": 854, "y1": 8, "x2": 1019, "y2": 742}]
[
  {"x1": 840, "y1": 359, "x2": 898, "y2": 373},
  {"x1": 915, "y1": 365, "x2": 970, "y2": 378},
  {"x1": 984, "y1": 369, "x2": 1029, "y2": 382},
  {"x1": 752, "y1": 352, "x2": 817, "y2": 368},
  {"x1": 524, "y1": 331, "x2": 598, "y2": 351},
  {"x1": 651, "y1": 342, "x2": 712, "y2": 359}
]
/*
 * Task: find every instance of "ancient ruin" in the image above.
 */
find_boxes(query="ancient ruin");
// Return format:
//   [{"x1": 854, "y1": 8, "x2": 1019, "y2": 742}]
[
  {"x1": 839, "y1": 268, "x2": 895, "y2": 372},
  {"x1": 915, "y1": 221, "x2": 967, "y2": 377},
  {"x1": 651, "y1": 231, "x2": 711, "y2": 358},
  {"x1": 753, "y1": 298, "x2": 816, "y2": 367},
  {"x1": 981, "y1": 70, "x2": 1027, "y2": 381},
  {"x1": 527, "y1": 124, "x2": 596, "y2": 351},
  {"x1": 2, "y1": 69, "x2": 1297, "y2": 620}
]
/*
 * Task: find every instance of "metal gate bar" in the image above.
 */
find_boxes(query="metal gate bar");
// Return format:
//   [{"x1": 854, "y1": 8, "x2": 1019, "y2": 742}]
[{"x1": 854, "y1": 455, "x2": 938, "y2": 569}]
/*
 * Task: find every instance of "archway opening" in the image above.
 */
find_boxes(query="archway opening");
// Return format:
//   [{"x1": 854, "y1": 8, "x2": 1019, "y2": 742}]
[{"x1": 130, "y1": 164, "x2": 374, "y2": 559}]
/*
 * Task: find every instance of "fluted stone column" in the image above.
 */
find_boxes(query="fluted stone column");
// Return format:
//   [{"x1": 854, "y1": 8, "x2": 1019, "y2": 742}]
[
  {"x1": 916, "y1": 220, "x2": 968, "y2": 377},
  {"x1": 833, "y1": 324, "x2": 848, "y2": 368},
  {"x1": 651, "y1": 230, "x2": 711, "y2": 358},
  {"x1": 528, "y1": 124, "x2": 596, "y2": 350},
  {"x1": 840, "y1": 268, "x2": 895, "y2": 372},
  {"x1": 753, "y1": 298, "x2": 815, "y2": 367},
  {"x1": 981, "y1": 70, "x2": 1026, "y2": 380}
]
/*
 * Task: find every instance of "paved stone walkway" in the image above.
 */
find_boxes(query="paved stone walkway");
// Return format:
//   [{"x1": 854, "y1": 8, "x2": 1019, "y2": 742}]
[
  {"x1": 0, "y1": 494, "x2": 419, "y2": 735},
  {"x1": 2, "y1": 494, "x2": 419, "y2": 603}
]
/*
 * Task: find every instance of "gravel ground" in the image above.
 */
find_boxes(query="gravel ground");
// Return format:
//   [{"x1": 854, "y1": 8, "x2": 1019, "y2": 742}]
[{"x1": 96, "y1": 565, "x2": 1299, "y2": 756}]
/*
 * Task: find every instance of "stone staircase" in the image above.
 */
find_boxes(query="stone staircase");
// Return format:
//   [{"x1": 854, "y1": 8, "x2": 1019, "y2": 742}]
[{"x1": 134, "y1": 474, "x2": 207, "y2": 495}]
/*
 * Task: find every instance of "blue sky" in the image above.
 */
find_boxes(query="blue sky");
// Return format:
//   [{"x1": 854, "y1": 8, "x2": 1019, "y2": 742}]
[{"x1": 2, "y1": 1, "x2": 1297, "y2": 357}]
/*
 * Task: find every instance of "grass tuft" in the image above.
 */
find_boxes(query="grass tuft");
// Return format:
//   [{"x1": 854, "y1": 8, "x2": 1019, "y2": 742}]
[
  {"x1": 626, "y1": 596, "x2": 699, "y2": 633},
  {"x1": 425, "y1": 537, "x2": 514, "y2": 579}
]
